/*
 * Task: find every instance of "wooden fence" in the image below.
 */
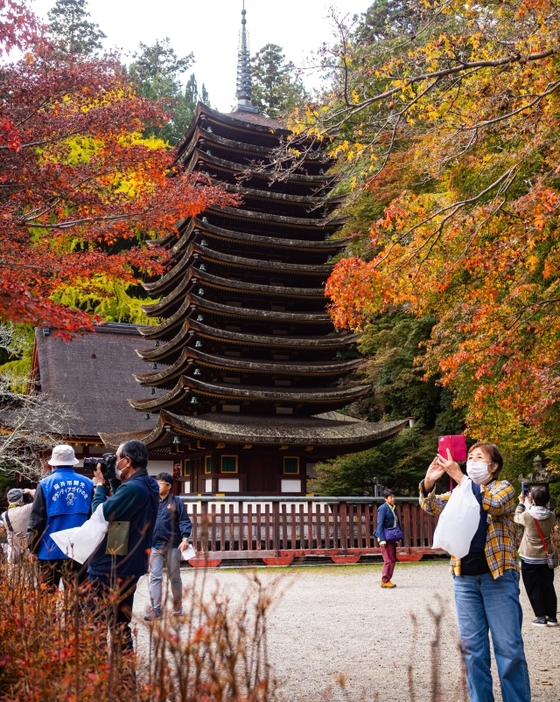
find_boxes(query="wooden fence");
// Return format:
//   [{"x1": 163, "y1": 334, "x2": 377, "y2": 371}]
[{"x1": 181, "y1": 496, "x2": 444, "y2": 567}]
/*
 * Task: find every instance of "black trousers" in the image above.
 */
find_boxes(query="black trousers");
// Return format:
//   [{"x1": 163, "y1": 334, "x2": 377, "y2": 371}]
[
  {"x1": 520, "y1": 560, "x2": 557, "y2": 618},
  {"x1": 87, "y1": 573, "x2": 140, "y2": 651},
  {"x1": 37, "y1": 558, "x2": 87, "y2": 589}
]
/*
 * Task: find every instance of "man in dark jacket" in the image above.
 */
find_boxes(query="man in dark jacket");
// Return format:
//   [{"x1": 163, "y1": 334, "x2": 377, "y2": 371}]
[
  {"x1": 374, "y1": 488, "x2": 400, "y2": 589},
  {"x1": 27, "y1": 444, "x2": 94, "y2": 587},
  {"x1": 145, "y1": 472, "x2": 192, "y2": 620},
  {"x1": 88, "y1": 439, "x2": 159, "y2": 650}
]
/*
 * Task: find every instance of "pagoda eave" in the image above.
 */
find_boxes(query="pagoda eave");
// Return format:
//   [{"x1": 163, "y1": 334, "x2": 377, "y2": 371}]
[
  {"x1": 208, "y1": 205, "x2": 345, "y2": 230},
  {"x1": 101, "y1": 411, "x2": 409, "y2": 452},
  {"x1": 133, "y1": 347, "x2": 362, "y2": 387}
]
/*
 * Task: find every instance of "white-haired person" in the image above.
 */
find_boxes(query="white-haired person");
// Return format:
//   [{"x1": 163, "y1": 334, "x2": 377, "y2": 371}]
[{"x1": 0, "y1": 488, "x2": 35, "y2": 563}]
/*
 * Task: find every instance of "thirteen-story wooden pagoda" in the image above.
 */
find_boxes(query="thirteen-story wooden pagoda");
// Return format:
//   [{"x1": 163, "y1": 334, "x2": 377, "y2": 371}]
[{"x1": 110, "y1": 6, "x2": 408, "y2": 495}]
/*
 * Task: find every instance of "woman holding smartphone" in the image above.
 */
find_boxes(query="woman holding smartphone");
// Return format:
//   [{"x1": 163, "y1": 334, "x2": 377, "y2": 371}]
[{"x1": 420, "y1": 443, "x2": 531, "y2": 702}]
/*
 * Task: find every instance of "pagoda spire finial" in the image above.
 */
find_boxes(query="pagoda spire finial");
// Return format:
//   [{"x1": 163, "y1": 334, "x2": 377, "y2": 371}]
[{"x1": 235, "y1": 1, "x2": 258, "y2": 113}]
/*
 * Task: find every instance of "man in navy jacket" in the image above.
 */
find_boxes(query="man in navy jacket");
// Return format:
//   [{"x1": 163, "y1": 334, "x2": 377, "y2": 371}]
[
  {"x1": 374, "y1": 488, "x2": 400, "y2": 588},
  {"x1": 88, "y1": 439, "x2": 159, "y2": 650},
  {"x1": 145, "y1": 472, "x2": 192, "y2": 620}
]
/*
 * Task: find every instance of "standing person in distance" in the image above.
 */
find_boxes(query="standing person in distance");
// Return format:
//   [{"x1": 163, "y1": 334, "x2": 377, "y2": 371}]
[
  {"x1": 87, "y1": 439, "x2": 159, "y2": 651},
  {"x1": 145, "y1": 472, "x2": 192, "y2": 620},
  {"x1": 420, "y1": 442, "x2": 531, "y2": 702},
  {"x1": 0, "y1": 488, "x2": 35, "y2": 564},
  {"x1": 515, "y1": 486, "x2": 558, "y2": 627},
  {"x1": 27, "y1": 444, "x2": 94, "y2": 587},
  {"x1": 374, "y1": 488, "x2": 400, "y2": 588}
]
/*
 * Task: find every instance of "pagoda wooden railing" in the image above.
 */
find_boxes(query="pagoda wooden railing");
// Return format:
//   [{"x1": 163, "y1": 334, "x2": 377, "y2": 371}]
[{"x1": 180, "y1": 496, "x2": 444, "y2": 567}]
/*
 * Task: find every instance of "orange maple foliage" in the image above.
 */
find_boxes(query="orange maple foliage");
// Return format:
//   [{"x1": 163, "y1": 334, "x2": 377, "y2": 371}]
[{"x1": 322, "y1": 0, "x2": 560, "y2": 457}]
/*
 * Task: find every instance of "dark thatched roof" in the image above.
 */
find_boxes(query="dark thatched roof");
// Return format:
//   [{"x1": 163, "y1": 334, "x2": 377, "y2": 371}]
[{"x1": 34, "y1": 324, "x2": 156, "y2": 439}]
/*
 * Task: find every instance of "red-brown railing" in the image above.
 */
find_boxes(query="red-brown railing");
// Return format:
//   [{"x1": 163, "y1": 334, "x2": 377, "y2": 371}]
[{"x1": 181, "y1": 496, "x2": 443, "y2": 567}]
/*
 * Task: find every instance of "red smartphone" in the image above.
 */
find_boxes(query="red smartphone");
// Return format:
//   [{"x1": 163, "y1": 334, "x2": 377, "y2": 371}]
[{"x1": 438, "y1": 435, "x2": 467, "y2": 462}]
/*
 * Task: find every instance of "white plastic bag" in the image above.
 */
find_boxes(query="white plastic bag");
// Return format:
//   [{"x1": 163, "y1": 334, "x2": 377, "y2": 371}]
[
  {"x1": 50, "y1": 504, "x2": 108, "y2": 564},
  {"x1": 431, "y1": 477, "x2": 481, "y2": 558},
  {"x1": 180, "y1": 544, "x2": 196, "y2": 561}
]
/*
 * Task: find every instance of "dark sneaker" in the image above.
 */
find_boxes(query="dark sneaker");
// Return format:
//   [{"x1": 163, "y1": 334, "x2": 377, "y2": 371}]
[
  {"x1": 546, "y1": 617, "x2": 558, "y2": 627},
  {"x1": 144, "y1": 609, "x2": 161, "y2": 621},
  {"x1": 532, "y1": 616, "x2": 548, "y2": 627}
]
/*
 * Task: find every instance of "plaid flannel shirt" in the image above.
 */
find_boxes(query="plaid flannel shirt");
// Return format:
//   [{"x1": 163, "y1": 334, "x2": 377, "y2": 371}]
[{"x1": 419, "y1": 478, "x2": 519, "y2": 579}]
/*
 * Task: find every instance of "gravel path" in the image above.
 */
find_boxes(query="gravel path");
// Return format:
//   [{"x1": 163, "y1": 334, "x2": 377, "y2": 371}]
[{"x1": 133, "y1": 561, "x2": 560, "y2": 701}]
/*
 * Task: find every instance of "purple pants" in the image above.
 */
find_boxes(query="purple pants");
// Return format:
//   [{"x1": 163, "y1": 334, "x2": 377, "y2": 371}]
[{"x1": 381, "y1": 542, "x2": 397, "y2": 582}]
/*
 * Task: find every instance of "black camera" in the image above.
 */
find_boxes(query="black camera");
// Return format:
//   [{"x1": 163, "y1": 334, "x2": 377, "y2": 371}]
[{"x1": 83, "y1": 453, "x2": 117, "y2": 480}]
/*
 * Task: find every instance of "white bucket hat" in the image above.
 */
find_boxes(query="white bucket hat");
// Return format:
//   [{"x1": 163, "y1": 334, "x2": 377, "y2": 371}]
[{"x1": 48, "y1": 444, "x2": 79, "y2": 466}]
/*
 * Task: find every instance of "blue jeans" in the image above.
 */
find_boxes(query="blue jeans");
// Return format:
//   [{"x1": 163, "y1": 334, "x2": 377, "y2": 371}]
[
  {"x1": 148, "y1": 546, "x2": 183, "y2": 613},
  {"x1": 453, "y1": 570, "x2": 531, "y2": 702}
]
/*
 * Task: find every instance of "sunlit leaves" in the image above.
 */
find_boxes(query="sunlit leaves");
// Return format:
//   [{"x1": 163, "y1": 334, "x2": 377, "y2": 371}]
[
  {"x1": 323, "y1": 0, "x2": 560, "y2": 466},
  {"x1": 0, "y1": 4, "x2": 234, "y2": 331}
]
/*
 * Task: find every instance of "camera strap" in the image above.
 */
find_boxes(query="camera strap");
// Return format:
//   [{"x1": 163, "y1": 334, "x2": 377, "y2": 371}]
[{"x1": 3, "y1": 510, "x2": 14, "y2": 533}]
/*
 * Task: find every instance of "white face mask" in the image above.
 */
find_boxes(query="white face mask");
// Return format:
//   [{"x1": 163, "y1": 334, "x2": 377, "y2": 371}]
[
  {"x1": 115, "y1": 467, "x2": 123, "y2": 481},
  {"x1": 466, "y1": 460, "x2": 493, "y2": 485}
]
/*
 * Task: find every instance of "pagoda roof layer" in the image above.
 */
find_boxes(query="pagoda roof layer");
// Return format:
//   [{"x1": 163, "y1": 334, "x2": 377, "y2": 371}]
[
  {"x1": 136, "y1": 320, "x2": 358, "y2": 362},
  {"x1": 179, "y1": 218, "x2": 351, "y2": 251},
  {"x1": 138, "y1": 296, "x2": 332, "y2": 341},
  {"x1": 100, "y1": 410, "x2": 408, "y2": 450},
  {"x1": 177, "y1": 104, "x2": 290, "y2": 159},
  {"x1": 134, "y1": 348, "x2": 362, "y2": 386},
  {"x1": 180, "y1": 125, "x2": 334, "y2": 174},
  {"x1": 206, "y1": 205, "x2": 345, "y2": 230},
  {"x1": 150, "y1": 218, "x2": 351, "y2": 254},
  {"x1": 167, "y1": 268, "x2": 326, "y2": 300},
  {"x1": 189, "y1": 150, "x2": 337, "y2": 188},
  {"x1": 144, "y1": 242, "x2": 333, "y2": 295},
  {"x1": 129, "y1": 376, "x2": 369, "y2": 411}
]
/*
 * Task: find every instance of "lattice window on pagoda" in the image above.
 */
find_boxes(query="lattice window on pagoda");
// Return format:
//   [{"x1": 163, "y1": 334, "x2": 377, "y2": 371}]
[
  {"x1": 276, "y1": 407, "x2": 293, "y2": 415},
  {"x1": 283, "y1": 457, "x2": 300, "y2": 475},
  {"x1": 221, "y1": 455, "x2": 238, "y2": 473},
  {"x1": 183, "y1": 459, "x2": 191, "y2": 476},
  {"x1": 204, "y1": 456, "x2": 212, "y2": 474}
]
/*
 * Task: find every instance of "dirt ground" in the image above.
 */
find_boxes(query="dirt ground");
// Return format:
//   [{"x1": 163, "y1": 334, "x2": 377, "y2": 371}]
[{"x1": 133, "y1": 561, "x2": 560, "y2": 702}]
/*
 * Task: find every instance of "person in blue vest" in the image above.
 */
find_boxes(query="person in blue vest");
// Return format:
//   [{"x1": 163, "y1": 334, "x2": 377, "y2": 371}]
[
  {"x1": 87, "y1": 439, "x2": 159, "y2": 651},
  {"x1": 27, "y1": 444, "x2": 94, "y2": 587},
  {"x1": 144, "y1": 472, "x2": 192, "y2": 620},
  {"x1": 373, "y1": 488, "x2": 401, "y2": 588}
]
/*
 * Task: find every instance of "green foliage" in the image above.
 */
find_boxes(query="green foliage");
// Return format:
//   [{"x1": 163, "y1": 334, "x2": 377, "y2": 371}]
[
  {"x1": 0, "y1": 324, "x2": 34, "y2": 392},
  {"x1": 311, "y1": 311, "x2": 466, "y2": 495},
  {"x1": 128, "y1": 40, "x2": 209, "y2": 145},
  {"x1": 0, "y1": 358, "x2": 31, "y2": 393},
  {"x1": 309, "y1": 426, "x2": 434, "y2": 496},
  {"x1": 49, "y1": 279, "x2": 158, "y2": 325},
  {"x1": 353, "y1": 0, "x2": 424, "y2": 43},
  {"x1": 251, "y1": 44, "x2": 306, "y2": 119},
  {"x1": 47, "y1": 0, "x2": 106, "y2": 57}
]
